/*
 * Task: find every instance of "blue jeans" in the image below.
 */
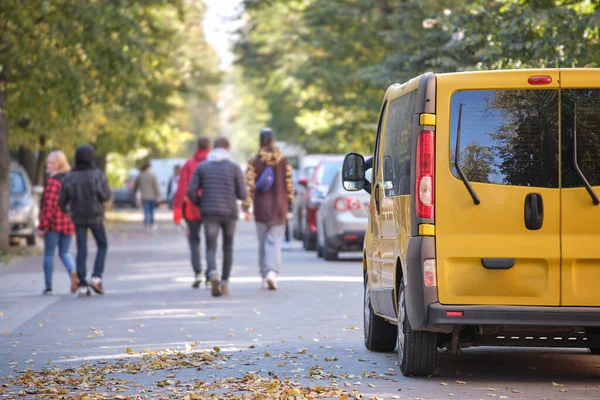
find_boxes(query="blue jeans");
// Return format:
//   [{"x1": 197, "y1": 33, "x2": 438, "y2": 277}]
[
  {"x1": 142, "y1": 200, "x2": 156, "y2": 226},
  {"x1": 75, "y1": 224, "x2": 108, "y2": 287},
  {"x1": 43, "y1": 232, "x2": 76, "y2": 290}
]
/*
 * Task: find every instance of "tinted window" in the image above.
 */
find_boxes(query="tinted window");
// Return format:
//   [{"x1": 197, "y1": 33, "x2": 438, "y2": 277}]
[
  {"x1": 561, "y1": 89, "x2": 600, "y2": 187},
  {"x1": 382, "y1": 91, "x2": 418, "y2": 196},
  {"x1": 373, "y1": 102, "x2": 388, "y2": 182},
  {"x1": 317, "y1": 161, "x2": 343, "y2": 185},
  {"x1": 10, "y1": 172, "x2": 26, "y2": 194},
  {"x1": 450, "y1": 89, "x2": 559, "y2": 188}
]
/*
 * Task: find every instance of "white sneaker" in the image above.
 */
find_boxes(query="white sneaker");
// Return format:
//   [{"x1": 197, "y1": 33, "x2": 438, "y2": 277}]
[
  {"x1": 266, "y1": 271, "x2": 278, "y2": 291},
  {"x1": 78, "y1": 286, "x2": 91, "y2": 298},
  {"x1": 281, "y1": 242, "x2": 292, "y2": 251}
]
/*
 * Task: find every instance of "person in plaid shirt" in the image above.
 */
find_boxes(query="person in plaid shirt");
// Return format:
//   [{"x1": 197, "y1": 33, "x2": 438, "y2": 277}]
[{"x1": 37, "y1": 151, "x2": 78, "y2": 295}]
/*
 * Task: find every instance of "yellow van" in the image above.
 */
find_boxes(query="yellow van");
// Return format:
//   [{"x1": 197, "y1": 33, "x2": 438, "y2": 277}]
[{"x1": 342, "y1": 68, "x2": 600, "y2": 377}]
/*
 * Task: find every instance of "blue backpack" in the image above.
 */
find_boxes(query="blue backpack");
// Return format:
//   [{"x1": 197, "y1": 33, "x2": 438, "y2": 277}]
[{"x1": 256, "y1": 165, "x2": 275, "y2": 193}]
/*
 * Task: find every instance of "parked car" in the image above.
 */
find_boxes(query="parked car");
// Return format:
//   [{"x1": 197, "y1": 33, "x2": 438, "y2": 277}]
[
  {"x1": 112, "y1": 169, "x2": 140, "y2": 208},
  {"x1": 299, "y1": 157, "x2": 345, "y2": 250},
  {"x1": 9, "y1": 162, "x2": 39, "y2": 245},
  {"x1": 291, "y1": 154, "x2": 341, "y2": 241},
  {"x1": 316, "y1": 169, "x2": 370, "y2": 260},
  {"x1": 342, "y1": 68, "x2": 600, "y2": 378}
]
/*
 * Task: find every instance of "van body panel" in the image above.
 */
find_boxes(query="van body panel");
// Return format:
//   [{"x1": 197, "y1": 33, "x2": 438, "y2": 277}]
[
  {"x1": 435, "y1": 70, "x2": 562, "y2": 306},
  {"x1": 559, "y1": 69, "x2": 600, "y2": 306}
]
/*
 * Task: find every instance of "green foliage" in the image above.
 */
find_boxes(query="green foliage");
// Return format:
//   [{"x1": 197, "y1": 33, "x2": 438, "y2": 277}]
[
  {"x1": 235, "y1": 0, "x2": 600, "y2": 154},
  {"x1": 1, "y1": 0, "x2": 220, "y2": 159}
]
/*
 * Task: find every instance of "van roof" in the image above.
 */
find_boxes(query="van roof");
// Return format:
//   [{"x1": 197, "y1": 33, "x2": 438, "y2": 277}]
[{"x1": 384, "y1": 68, "x2": 600, "y2": 100}]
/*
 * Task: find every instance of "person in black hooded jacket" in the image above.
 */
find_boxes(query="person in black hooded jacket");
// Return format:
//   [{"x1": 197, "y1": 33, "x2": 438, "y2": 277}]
[{"x1": 58, "y1": 145, "x2": 112, "y2": 297}]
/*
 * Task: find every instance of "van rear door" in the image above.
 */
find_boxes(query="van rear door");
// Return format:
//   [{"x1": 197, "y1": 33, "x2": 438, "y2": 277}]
[
  {"x1": 560, "y1": 69, "x2": 600, "y2": 306},
  {"x1": 435, "y1": 70, "x2": 561, "y2": 306}
]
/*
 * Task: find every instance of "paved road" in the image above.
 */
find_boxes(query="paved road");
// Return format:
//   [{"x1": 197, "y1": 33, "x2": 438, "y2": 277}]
[{"x1": 1, "y1": 217, "x2": 599, "y2": 399}]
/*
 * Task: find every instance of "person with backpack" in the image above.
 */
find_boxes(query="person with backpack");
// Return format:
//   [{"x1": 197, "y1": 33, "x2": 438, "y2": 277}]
[
  {"x1": 173, "y1": 136, "x2": 211, "y2": 289},
  {"x1": 37, "y1": 151, "x2": 78, "y2": 295},
  {"x1": 58, "y1": 145, "x2": 112, "y2": 297},
  {"x1": 187, "y1": 137, "x2": 247, "y2": 297},
  {"x1": 242, "y1": 128, "x2": 294, "y2": 290}
]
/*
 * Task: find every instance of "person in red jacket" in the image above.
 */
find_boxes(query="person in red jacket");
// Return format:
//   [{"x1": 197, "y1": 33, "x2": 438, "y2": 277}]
[
  {"x1": 37, "y1": 151, "x2": 78, "y2": 295},
  {"x1": 173, "y1": 136, "x2": 211, "y2": 288}
]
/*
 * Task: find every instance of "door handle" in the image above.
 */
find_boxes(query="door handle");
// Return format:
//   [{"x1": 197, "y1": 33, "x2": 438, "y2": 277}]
[
  {"x1": 524, "y1": 193, "x2": 543, "y2": 230},
  {"x1": 374, "y1": 183, "x2": 381, "y2": 214},
  {"x1": 481, "y1": 258, "x2": 515, "y2": 269}
]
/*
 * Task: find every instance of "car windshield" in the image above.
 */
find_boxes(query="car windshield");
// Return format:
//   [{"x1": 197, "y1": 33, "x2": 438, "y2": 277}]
[
  {"x1": 10, "y1": 171, "x2": 26, "y2": 194},
  {"x1": 316, "y1": 161, "x2": 343, "y2": 185}
]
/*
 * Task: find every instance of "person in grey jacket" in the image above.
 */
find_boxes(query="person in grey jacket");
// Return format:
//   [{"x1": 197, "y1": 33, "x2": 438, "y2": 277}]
[
  {"x1": 58, "y1": 145, "x2": 112, "y2": 297},
  {"x1": 187, "y1": 137, "x2": 247, "y2": 297},
  {"x1": 134, "y1": 161, "x2": 160, "y2": 231}
]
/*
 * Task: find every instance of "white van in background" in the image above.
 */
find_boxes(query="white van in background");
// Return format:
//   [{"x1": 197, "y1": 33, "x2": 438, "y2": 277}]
[{"x1": 150, "y1": 158, "x2": 186, "y2": 204}]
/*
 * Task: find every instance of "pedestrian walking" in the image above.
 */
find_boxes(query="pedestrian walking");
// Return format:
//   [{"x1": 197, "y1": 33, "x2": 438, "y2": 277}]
[
  {"x1": 242, "y1": 128, "x2": 294, "y2": 290},
  {"x1": 167, "y1": 165, "x2": 181, "y2": 210},
  {"x1": 37, "y1": 151, "x2": 78, "y2": 295},
  {"x1": 135, "y1": 161, "x2": 160, "y2": 231},
  {"x1": 187, "y1": 137, "x2": 247, "y2": 297},
  {"x1": 173, "y1": 136, "x2": 211, "y2": 288},
  {"x1": 58, "y1": 145, "x2": 111, "y2": 297}
]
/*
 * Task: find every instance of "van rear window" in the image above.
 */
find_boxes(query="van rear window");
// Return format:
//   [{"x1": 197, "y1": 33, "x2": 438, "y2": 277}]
[
  {"x1": 450, "y1": 89, "x2": 559, "y2": 188},
  {"x1": 561, "y1": 89, "x2": 600, "y2": 188}
]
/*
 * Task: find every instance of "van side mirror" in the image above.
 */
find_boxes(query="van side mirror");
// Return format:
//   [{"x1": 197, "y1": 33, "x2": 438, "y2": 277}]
[{"x1": 342, "y1": 153, "x2": 365, "y2": 191}]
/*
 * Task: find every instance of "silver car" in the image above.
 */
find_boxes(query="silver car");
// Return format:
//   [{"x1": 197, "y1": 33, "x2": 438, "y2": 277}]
[
  {"x1": 316, "y1": 169, "x2": 370, "y2": 261},
  {"x1": 9, "y1": 162, "x2": 39, "y2": 245}
]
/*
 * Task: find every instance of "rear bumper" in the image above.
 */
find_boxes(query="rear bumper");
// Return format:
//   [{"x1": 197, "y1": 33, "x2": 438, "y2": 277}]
[
  {"x1": 428, "y1": 304, "x2": 600, "y2": 327},
  {"x1": 328, "y1": 230, "x2": 365, "y2": 251}
]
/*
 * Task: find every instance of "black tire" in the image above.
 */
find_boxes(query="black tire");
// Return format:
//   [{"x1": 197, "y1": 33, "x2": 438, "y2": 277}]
[
  {"x1": 589, "y1": 348, "x2": 600, "y2": 355},
  {"x1": 26, "y1": 235, "x2": 36, "y2": 246},
  {"x1": 323, "y1": 235, "x2": 338, "y2": 261},
  {"x1": 364, "y1": 273, "x2": 397, "y2": 352},
  {"x1": 303, "y1": 233, "x2": 316, "y2": 251},
  {"x1": 397, "y1": 281, "x2": 437, "y2": 377},
  {"x1": 316, "y1": 241, "x2": 324, "y2": 258}
]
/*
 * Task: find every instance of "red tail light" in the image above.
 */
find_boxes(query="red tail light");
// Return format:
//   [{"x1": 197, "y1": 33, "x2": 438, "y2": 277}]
[
  {"x1": 334, "y1": 197, "x2": 361, "y2": 211},
  {"x1": 446, "y1": 311, "x2": 463, "y2": 317},
  {"x1": 416, "y1": 130, "x2": 435, "y2": 219},
  {"x1": 528, "y1": 75, "x2": 552, "y2": 85}
]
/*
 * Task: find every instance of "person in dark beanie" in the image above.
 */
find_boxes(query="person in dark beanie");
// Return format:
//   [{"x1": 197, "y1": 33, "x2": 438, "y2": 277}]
[
  {"x1": 242, "y1": 128, "x2": 294, "y2": 291},
  {"x1": 187, "y1": 137, "x2": 247, "y2": 297},
  {"x1": 173, "y1": 136, "x2": 211, "y2": 288},
  {"x1": 58, "y1": 145, "x2": 112, "y2": 297}
]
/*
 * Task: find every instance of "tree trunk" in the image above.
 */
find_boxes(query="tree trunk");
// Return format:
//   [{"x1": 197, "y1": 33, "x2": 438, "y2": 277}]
[
  {"x1": 18, "y1": 146, "x2": 36, "y2": 183},
  {"x1": 34, "y1": 136, "x2": 47, "y2": 185},
  {"x1": 0, "y1": 80, "x2": 10, "y2": 251}
]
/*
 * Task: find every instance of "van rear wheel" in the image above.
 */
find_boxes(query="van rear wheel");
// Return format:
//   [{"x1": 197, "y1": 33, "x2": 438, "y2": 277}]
[
  {"x1": 589, "y1": 348, "x2": 600, "y2": 355},
  {"x1": 364, "y1": 275, "x2": 397, "y2": 352},
  {"x1": 397, "y1": 281, "x2": 437, "y2": 377}
]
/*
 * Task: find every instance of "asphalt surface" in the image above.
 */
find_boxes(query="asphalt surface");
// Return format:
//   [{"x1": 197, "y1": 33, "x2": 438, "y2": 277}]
[{"x1": 1, "y1": 213, "x2": 600, "y2": 399}]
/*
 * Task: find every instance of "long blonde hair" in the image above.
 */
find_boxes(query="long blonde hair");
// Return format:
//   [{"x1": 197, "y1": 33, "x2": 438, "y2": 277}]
[{"x1": 48, "y1": 151, "x2": 71, "y2": 174}]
